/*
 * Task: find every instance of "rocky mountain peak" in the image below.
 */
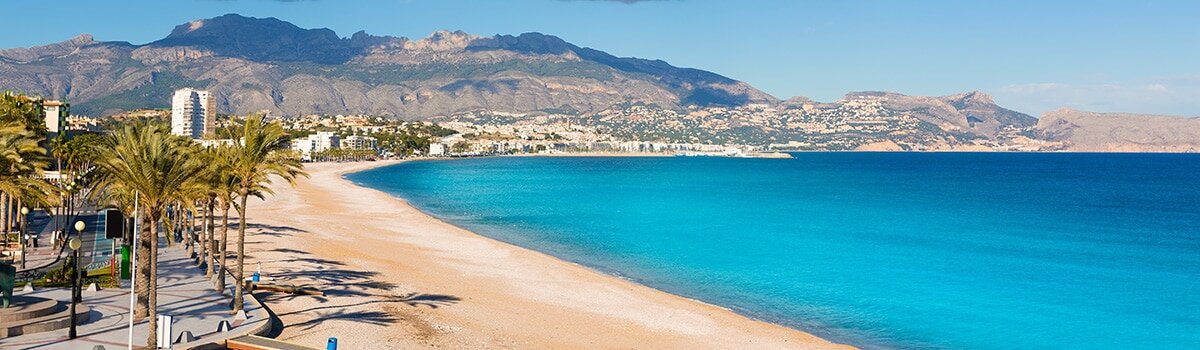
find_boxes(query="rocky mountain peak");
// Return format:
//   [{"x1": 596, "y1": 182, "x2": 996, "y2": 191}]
[
  {"x1": 151, "y1": 13, "x2": 351, "y2": 64},
  {"x1": 66, "y1": 34, "x2": 95, "y2": 46},
  {"x1": 948, "y1": 90, "x2": 995, "y2": 105},
  {"x1": 467, "y1": 32, "x2": 576, "y2": 55},
  {"x1": 349, "y1": 30, "x2": 406, "y2": 50},
  {"x1": 404, "y1": 30, "x2": 480, "y2": 51}
]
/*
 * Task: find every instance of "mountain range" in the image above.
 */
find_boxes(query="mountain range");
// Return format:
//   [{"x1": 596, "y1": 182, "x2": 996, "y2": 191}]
[
  {"x1": 0, "y1": 14, "x2": 772, "y2": 118},
  {"x1": 0, "y1": 14, "x2": 1196, "y2": 151}
]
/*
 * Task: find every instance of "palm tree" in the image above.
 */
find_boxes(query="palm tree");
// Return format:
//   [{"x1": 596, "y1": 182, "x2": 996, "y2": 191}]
[
  {"x1": 198, "y1": 145, "x2": 240, "y2": 291},
  {"x1": 0, "y1": 122, "x2": 52, "y2": 245},
  {"x1": 227, "y1": 115, "x2": 305, "y2": 312},
  {"x1": 91, "y1": 122, "x2": 204, "y2": 347},
  {"x1": 0, "y1": 92, "x2": 48, "y2": 239}
]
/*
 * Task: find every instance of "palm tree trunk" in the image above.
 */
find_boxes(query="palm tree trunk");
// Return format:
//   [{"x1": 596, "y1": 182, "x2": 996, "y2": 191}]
[
  {"x1": 217, "y1": 202, "x2": 230, "y2": 291},
  {"x1": 1, "y1": 192, "x2": 8, "y2": 243},
  {"x1": 15, "y1": 197, "x2": 22, "y2": 245},
  {"x1": 134, "y1": 214, "x2": 151, "y2": 318},
  {"x1": 183, "y1": 206, "x2": 192, "y2": 253},
  {"x1": 197, "y1": 205, "x2": 205, "y2": 268},
  {"x1": 233, "y1": 191, "x2": 249, "y2": 312},
  {"x1": 146, "y1": 214, "x2": 160, "y2": 348},
  {"x1": 2, "y1": 192, "x2": 10, "y2": 236},
  {"x1": 162, "y1": 206, "x2": 174, "y2": 247},
  {"x1": 206, "y1": 200, "x2": 215, "y2": 277}
]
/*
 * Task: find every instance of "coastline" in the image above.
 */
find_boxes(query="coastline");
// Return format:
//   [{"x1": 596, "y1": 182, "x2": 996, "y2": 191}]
[{"x1": 243, "y1": 159, "x2": 852, "y2": 349}]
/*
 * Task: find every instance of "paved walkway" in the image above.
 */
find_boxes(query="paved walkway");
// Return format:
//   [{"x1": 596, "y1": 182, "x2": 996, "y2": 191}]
[
  {"x1": 3, "y1": 208, "x2": 106, "y2": 272},
  {"x1": 0, "y1": 241, "x2": 270, "y2": 349}
]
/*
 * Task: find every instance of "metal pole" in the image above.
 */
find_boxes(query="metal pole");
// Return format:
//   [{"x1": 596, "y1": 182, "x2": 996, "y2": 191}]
[
  {"x1": 65, "y1": 192, "x2": 71, "y2": 230},
  {"x1": 20, "y1": 209, "x2": 26, "y2": 269},
  {"x1": 69, "y1": 248, "x2": 78, "y2": 339},
  {"x1": 56, "y1": 192, "x2": 63, "y2": 244},
  {"x1": 127, "y1": 191, "x2": 138, "y2": 350},
  {"x1": 53, "y1": 192, "x2": 60, "y2": 242}
]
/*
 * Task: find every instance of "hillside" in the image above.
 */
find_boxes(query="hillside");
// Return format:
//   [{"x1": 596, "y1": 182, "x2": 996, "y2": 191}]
[
  {"x1": 0, "y1": 14, "x2": 775, "y2": 118},
  {"x1": 1036, "y1": 109, "x2": 1200, "y2": 152}
]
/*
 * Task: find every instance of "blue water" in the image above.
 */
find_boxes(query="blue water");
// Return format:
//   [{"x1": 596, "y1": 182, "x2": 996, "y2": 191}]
[{"x1": 346, "y1": 153, "x2": 1200, "y2": 349}]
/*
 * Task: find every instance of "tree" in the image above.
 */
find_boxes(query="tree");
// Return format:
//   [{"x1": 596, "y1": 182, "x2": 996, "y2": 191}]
[
  {"x1": 227, "y1": 115, "x2": 305, "y2": 312},
  {"x1": 91, "y1": 123, "x2": 204, "y2": 347},
  {"x1": 201, "y1": 145, "x2": 239, "y2": 291},
  {"x1": 0, "y1": 92, "x2": 51, "y2": 241}
]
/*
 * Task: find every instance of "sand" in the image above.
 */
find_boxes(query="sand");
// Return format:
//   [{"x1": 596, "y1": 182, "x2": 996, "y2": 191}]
[{"x1": 240, "y1": 160, "x2": 852, "y2": 349}]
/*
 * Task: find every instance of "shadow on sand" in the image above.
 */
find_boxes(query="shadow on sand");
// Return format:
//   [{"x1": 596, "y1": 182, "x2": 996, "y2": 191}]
[{"x1": 241, "y1": 232, "x2": 461, "y2": 335}]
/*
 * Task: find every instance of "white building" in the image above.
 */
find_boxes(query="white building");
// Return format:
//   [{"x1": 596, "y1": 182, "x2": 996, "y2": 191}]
[
  {"x1": 170, "y1": 88, "x2": 216, "y2": 139},
  {"x1": 342, "y1": 135, "x2": 378, "y2": 151},
  {"x1": 42, "y1": 100, "x2": 67, "y2": 135},
  {"x1": 428, "y1": 143, "x2": 446, "y2": 156},
  {"x1": 291, "y1": 132, "x2": 340, "y2": 159}
]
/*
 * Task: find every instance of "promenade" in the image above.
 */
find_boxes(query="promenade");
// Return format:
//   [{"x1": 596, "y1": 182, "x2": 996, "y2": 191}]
[
  {"x1": 0, "y1": 240, "x2": 271, "y2": 349},
  {"x1": 8, "y1": 208, "x2": 109, "y2": 273}
]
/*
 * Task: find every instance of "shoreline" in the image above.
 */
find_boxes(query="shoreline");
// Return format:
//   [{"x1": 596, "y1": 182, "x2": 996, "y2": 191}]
[{"x1": 244, "y1": 159, "x2": 852, "y2": 349}]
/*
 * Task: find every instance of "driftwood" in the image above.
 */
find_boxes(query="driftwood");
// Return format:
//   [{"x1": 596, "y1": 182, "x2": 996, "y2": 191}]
[{"x1": 249, "y1": 282, "x2": 325, "y2": 296}]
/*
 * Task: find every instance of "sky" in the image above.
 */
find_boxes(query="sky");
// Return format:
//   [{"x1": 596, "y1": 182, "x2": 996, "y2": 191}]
[{"x1": 3, "y1": 0, "x2": 1199, "y2": 116}]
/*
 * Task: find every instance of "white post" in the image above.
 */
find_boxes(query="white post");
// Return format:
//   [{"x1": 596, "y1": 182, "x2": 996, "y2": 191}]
[
  {"x1": 128, "y1": 191, "x2": 138, "y2": 350},
  {"x1": 156, "y1": 314, "x2": 173, "y2": 349}
]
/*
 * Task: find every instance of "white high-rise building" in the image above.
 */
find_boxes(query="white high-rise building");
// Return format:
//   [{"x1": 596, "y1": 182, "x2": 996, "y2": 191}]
[
  {"x1": 42, "y1": 100, "x2": 67, "y2": 135},
  {"x1": 171, "y1": 88, "x2": 216, "y2": 139}
]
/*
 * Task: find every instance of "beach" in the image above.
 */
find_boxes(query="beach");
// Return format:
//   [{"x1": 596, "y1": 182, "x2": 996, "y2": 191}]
[{"x1": 241, "y1": 160, "x2": 851, "y2": 349}]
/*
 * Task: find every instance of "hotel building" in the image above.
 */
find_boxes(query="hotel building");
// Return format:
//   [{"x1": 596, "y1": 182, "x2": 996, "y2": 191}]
[
  {"x1": 342, "y1": 135, "x2": 379, "y2": 151},
  {"x1": 170, "y1": 88, "x2": 216, "y2": 139},
  {"x1": 291, "y1": 131, "x2": 340, "y2": 159},
  {"x1": 428, "y1": 143, "x2": 447, "y2": 156},
  {"x1": 42, "y1": 100, "x2": 68, "y2": 137}
]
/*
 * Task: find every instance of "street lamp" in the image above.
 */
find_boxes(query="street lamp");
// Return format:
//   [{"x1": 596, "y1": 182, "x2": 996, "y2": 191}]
[
  {"x1": 66, "y1": 184, "x2": 74, "y2": 222},
  {"x1": 19, "y1": 207, "x2": 28, "y2": 269},
  {"x1": 68, "y1": 222, "x2": 83, "y2": 339},
  {"x1": 57, "y1": 189, "x2": 67, "y2": 239}
]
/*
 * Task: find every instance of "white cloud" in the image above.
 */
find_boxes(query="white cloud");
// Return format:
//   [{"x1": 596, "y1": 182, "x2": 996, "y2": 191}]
[{"x1": 992, "y1": 77, "x2": 1200, "y2": 117}]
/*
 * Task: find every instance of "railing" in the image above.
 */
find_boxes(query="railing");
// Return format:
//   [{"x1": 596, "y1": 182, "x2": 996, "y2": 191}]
[
  {"x1": 84, "y1": 260, "x2": 110, "y2": 272},
  {"x1": 14, "y1": 231, "x2": 70, "y2": 282}
]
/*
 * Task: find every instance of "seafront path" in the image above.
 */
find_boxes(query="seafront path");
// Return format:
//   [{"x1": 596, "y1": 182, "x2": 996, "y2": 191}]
[{"x1": 0, "y1": 240, "x2": 272, "y2": 349}]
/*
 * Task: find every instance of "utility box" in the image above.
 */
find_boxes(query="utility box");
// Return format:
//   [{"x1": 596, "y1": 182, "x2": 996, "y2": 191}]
[
  {"x1": 120, "y1": 245, "x2": 131, "y2": 279},
  {"x1": 0, "y1": 262, "x2": 13, "y2": 308}
]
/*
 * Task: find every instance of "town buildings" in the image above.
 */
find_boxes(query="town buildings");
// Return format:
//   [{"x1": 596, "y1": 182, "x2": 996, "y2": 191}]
[
  {"x1": 428, "y1": 143, "x2": 446, "y2": 156},
  {"x1": 342, "y1": 135, "x2": 378, "y2": 151},
  {"x1": 290, "y1": 131, "x2": 340, "y2": 159}
]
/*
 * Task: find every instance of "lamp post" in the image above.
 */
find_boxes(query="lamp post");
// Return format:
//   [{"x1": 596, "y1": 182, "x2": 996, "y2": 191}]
[
  {"x1": 68, "y1": 230, "x2": 82, "y2": 339},
  {"x1": 66, "y1": 184, "x2": 74, "y2": 224},
  {"x1": 57, "y1": 189, "x2": 66, "y2": 242},
  {"x1": 19, "y1": 207, "x2": 28, "y2": 269}
]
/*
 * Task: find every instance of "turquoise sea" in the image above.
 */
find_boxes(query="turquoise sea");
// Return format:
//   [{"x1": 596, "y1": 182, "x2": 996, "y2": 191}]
[{"x1": 346, "y1": 153, "x2": 1200, "y2": 349}]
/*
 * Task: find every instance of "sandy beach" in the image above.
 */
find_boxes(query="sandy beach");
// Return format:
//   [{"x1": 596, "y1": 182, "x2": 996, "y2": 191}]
[{"x1": 241, "y1": 160, "x2": 852, "y2": 349}]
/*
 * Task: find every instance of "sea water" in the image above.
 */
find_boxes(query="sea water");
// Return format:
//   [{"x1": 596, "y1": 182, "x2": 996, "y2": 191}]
[{"x1": 346, "y1": 153, "x2": 1200, "y2": 349}]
